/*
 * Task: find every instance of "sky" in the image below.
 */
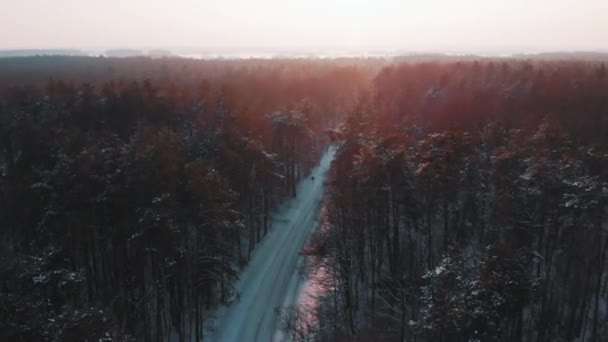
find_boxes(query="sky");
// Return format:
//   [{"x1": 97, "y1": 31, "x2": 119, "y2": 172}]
[{"x1": 1, "y1": 0, "x2": 607, "y2": 53}]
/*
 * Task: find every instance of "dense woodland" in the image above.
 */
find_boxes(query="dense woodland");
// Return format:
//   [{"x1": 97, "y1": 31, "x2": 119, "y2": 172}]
[
  {"x1": 301, "y1": 60, "x2": 608, "y2": 342},
  {"x1": 0, "y1": 57, "x2": 368, "y2": 341},
  {"x1": 1, "y1": 56, "x2": 607, "y2": 341}
]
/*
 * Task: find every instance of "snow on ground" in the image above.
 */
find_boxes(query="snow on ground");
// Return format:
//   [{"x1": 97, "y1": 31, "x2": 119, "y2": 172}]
[{"x1": 210, "y1": 146, "x2": 336, "y2": 342}]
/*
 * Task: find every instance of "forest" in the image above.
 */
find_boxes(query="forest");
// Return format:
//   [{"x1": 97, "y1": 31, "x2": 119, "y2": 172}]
[
  {"x1": 303, "y1": 60, "x2": 608, "y2": 342},
  {"x1": 0, "y1": 56, "x2": 607, "y2": 342}
]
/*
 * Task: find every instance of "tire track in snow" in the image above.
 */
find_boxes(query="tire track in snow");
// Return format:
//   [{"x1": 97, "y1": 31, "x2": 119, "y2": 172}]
[{"x1": 212, "y1": 146, "x2": 336, "y2": 342}]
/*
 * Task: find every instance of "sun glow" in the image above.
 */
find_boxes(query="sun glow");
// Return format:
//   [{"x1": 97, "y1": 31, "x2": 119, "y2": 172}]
[{"x1": 1, "y1": 0, "x2": 607, "y2": 52}]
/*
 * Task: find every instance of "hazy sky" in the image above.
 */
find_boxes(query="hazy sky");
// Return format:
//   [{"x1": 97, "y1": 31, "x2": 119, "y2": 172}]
[{"x1": 1, "y1": 0, "x2": 607, "y2": 52}]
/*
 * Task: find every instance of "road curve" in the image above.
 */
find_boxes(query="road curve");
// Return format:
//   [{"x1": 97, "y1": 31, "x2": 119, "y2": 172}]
[{"x1": 212, "y1": 146, "x2": 336, "y2": 342}]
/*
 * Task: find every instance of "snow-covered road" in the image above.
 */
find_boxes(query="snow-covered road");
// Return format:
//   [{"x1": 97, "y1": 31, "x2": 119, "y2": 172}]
[{"x1": 211, "y1": 146, "x2": 336, "y2": 342}]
